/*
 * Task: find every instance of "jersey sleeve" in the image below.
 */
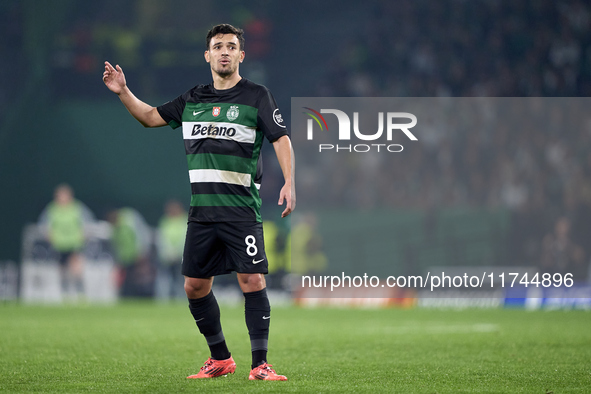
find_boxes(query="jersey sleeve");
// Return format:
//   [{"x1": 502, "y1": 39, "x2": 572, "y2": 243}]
[
  {"x1": 157, "y1": 94, "x2": 187, "y2": 129},
  {"x1": 257, "y1": 87, "x2": 289, "y2": 142}
]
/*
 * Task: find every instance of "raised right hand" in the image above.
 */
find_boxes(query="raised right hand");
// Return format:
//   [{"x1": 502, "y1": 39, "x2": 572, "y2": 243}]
[{"x1": 102, "y1": 61, "x2": 126, "y2": 95}]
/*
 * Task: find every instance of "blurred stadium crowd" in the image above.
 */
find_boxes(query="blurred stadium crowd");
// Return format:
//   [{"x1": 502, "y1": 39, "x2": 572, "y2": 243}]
[
  {"x1": 2, "y1": 0, "x2": 591, "y2": 298},
  {"x1": 3, "y1": 1, "x2": 591, "y2": 100},
  {"x1": 321, "y1": 0, "x2": 591, "y2": 97}
]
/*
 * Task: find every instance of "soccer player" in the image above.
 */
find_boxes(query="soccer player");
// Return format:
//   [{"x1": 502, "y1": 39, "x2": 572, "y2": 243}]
[{"x1": 102, "y1": 24, "x2": 294, "y2": 381}]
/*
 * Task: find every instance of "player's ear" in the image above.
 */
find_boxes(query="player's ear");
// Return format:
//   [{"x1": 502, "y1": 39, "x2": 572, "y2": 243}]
[
  {"x1": 239, "y1": 50, "x2": 245, "y2": 63},
  {"x1": 204, "y1": 50, "x2": 210, "y2": 63}
]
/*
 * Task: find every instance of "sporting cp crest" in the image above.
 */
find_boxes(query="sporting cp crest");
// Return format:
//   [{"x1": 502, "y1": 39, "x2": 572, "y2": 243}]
[
  {"x1": 212, "y1": 107, "x2": 221, "y2": 117},
  {"x1": 226, "y1": 105, "x2": 239, "y2": 121}
]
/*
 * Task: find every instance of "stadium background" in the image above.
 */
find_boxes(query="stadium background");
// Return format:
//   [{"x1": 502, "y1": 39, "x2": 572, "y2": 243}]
[
  {"x1": 1, "y1": 1, "x2": 591, "y2": 392},
  {"x1": 1, "y1": 0, "x2": 591, "y2": 292}
]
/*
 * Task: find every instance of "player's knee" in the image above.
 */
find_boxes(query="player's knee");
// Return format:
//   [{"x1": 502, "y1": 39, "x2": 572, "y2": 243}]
[
  {"x1": 184, "y1": 277, "x2": 212, "y2": 298},
  {"x1": 183, "y1": 281, "x2": 194, "y2": 296},
  {"x1": 238, "y1": 273, "x2": 266, "y2": 292}
]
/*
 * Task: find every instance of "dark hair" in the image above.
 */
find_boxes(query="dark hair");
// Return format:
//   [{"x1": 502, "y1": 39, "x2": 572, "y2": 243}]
[{"x1": 206, "y1": 24, "x2": 245, "y2": 51}]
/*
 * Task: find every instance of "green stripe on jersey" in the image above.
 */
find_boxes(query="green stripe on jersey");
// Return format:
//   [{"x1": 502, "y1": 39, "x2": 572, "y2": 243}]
[
  {"x1": 183, "y1": 103, "x2": 258, "y2": 126},
  {"x1": 187, "y1": 153, "x2": 256, "y2": 174}
]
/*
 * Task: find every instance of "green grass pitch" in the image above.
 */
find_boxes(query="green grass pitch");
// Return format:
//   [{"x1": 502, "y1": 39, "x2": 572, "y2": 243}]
[{"x1": 0, "y1": 301, "x2": 589, "y2": 393}]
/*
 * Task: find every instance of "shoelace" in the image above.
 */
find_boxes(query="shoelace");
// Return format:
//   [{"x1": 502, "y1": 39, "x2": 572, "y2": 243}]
[
  {"x1": 201, "y1": 358, "x2": 214, "y2": 371},
  {"x1": 258, "y1": 363, "x2": 274, "y2": 372}
]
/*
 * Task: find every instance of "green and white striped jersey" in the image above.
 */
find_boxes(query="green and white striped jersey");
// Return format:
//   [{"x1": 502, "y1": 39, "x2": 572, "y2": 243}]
[{"x1": 157, "y1": 78, "x2": 288, "y2": 223}]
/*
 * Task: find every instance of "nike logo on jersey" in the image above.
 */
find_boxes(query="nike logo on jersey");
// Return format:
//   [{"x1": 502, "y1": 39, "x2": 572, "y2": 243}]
[
  {"x1": 262, "y1": 316, "x2": 270, "y2": 320},
  {"x1": 193, "y1": 110, "x2": 205, "y2": 116},
  {"x1": 252, "y1": 258, "x2": 265, "y2": 264}
]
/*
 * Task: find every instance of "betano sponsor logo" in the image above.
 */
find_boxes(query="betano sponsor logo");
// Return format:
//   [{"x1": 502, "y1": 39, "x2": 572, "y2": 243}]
[
  {"x1": 191, "y1": 124, "x2": 237, "y2": 137},
  {"x1": 303, "y1": 107, "x2": 417, "y2": 153},
  {"x1": 183, "y1": 122, "x2": 256, "y2": 144}
]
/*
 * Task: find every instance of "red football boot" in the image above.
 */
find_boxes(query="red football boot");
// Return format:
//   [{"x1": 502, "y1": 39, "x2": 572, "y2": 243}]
[
  {"x1": 187, "y1": 356, "x2": 236, "y2": 379},
  {"x1": 248, "y1": 363, "x2": 287, "y2": 381}
]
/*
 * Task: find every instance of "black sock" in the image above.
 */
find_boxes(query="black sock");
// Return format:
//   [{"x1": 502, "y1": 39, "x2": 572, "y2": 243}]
[
  {"x1": 252, "y1": 349, "x2": 267, "y2": 368},
  {"x1": 244, "y1": 288, "x2": 270, "y2": 369},
  {"x1": 188, "y1": 291, "x2": 231, "y2": 360}
]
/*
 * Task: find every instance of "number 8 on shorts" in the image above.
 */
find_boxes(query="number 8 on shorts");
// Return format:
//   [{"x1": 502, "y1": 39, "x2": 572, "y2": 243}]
[{"x1": 245, "y1": 235, "x2": 258, "y2": 257}]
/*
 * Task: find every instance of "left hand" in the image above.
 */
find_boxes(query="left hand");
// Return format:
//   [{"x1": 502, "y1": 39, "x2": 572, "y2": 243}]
[{"x1": 278, "y1": 182, "x2": 295, "y2": 218}]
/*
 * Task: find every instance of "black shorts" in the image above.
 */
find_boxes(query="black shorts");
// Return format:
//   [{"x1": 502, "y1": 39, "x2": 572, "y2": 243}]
[
  {"x1": 57, "y1": 250, "x2": 80, "y2": 266},
  {"x1": 182, "y1": 221, "x2": 268, "y2": 278},
  {"x1": 58, "y1": 251, "x2": 73, "y2": 266}
]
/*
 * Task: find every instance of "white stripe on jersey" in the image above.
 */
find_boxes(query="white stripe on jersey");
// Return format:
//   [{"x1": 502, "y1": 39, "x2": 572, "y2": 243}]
[
  {"x1": 189, "y1": 169, "x2": 251, "y2": 187},
  {"x1": 182, "y1": 122, "x2": 257, "y2": 144}
]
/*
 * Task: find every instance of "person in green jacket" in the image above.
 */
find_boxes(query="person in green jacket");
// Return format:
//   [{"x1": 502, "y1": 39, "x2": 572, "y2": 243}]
[{"x1": 39, "y1": 184, "x2": 94, "y2": 300}]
